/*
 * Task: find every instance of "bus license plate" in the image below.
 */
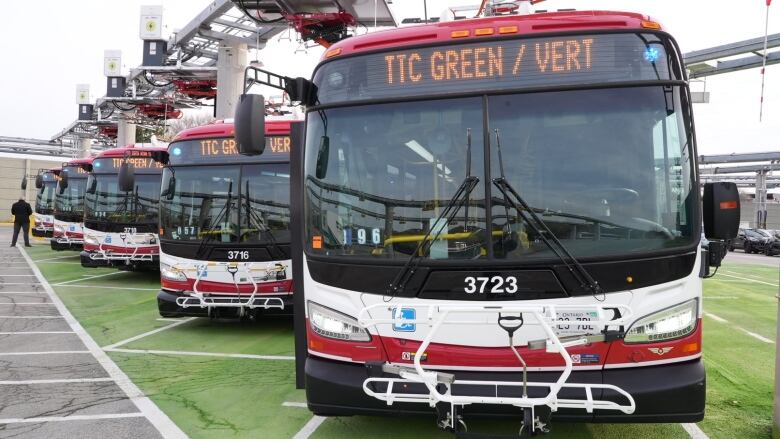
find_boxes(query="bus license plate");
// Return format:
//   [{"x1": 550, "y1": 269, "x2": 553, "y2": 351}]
[{"x1": 554, "y1": 310, "x2": 599, "y2": 335}]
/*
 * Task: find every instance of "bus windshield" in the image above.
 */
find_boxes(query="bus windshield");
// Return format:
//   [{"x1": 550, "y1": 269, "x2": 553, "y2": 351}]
[
  {"x1": 54, "y1": 178, "x2": 88, "y2": 221},
  {"x1": 159, "y1": 163, "x2": 291, "y2": 244},
  {"x1": 84, "y1": 174, "x2": 160, "y2": 225},
  {"x1": 304, "y1": 86, "x2": 696, "y2": 262},
  {"x1": 36, "y1": 181, "x2": 56, "y2": 214}
]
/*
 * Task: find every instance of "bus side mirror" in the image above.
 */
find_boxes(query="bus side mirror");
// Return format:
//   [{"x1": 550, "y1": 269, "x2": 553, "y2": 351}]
[
  {"x1": 35, "y1": 174, "x2": 43, "y2": 189},
  {"x1": 315, "y1": 136, "x2": 330, "y2": 179},
  {"x1": 703, "y1": 182, "x2": 740, "y2": 240},
  {"x1": 58, "y1": 171, "x2": 69, "y2": 194},
  {"x1": 235, "y1": 94, "x2": 266, "y2": 156},
  {"x1": 86, "y1": 175, "x2": 97, "y2": 194},
  {"x1": 118, "y1": 162, "x2": 135, "y2": 192},
  {"x1": 21, "y1": 176, "x2": 27, "y2": 191}
]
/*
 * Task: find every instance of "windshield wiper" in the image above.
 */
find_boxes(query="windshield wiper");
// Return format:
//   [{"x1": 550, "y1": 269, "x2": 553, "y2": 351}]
[
  {"x1": 243, "y1": 179, "x2": 285, "y2": 259},
  {"x1": 195, "y1": 181, "x2": 234, "y2": 259},
  {"x1": 386, "y1": 129, "x2": 478, "y2": 298},
  {"x1": 492, "y1": 129, "x2": 603, "y2": 299}
]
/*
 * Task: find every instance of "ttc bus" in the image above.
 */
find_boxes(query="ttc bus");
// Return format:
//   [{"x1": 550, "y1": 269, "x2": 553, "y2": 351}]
[
  {"x1": 236, "y1": 9, "x2": 740, "y2": 437},
  {"x1": 81, "y1": 145, "x2": 166, "y2": 271},
  {"x1": 32, "y1": 169, "x2": 59, "y2": 238},
  {"x1": 156, "y1": 119, "x2": 295, "y2": 319},
  {"x1": 51, "y1": 158, "x2": 93, "y2": 251}
]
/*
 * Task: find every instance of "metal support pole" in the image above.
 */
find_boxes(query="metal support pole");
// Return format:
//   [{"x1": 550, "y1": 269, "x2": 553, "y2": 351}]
[
  {"x1": 78, "y1": 138, "x2": 91, "y2": 158},
  {"x1": 756, "y1": 170, "x2": 769, "y2": 229},
  {"x1": 216, "y1": 40, "x2": 248, "y2": 120},
  {"x1": 23, "y1": 159, "x2": 31, "y2": 202},
  {"x1": 117, "y1": 116, "x2": 137, "y2": 147}
]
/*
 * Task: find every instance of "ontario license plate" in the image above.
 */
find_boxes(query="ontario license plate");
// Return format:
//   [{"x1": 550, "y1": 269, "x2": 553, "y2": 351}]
[{"x1": 554, "y1": 310, "x2": 599, "y2": 335}]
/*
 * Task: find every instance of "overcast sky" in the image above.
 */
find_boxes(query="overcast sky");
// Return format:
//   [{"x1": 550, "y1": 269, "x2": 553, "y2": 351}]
[{"x1": 0, "y1": 0, "x2": 778, "y2": 155}]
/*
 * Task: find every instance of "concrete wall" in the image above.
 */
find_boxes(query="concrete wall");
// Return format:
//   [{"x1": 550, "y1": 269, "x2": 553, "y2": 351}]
[
  {"x1": 739, "y1": 194, "x2": 780, "y2": 229},
  {"x1": 0, "y1": 153, "x2": 66, "y2": 222}
]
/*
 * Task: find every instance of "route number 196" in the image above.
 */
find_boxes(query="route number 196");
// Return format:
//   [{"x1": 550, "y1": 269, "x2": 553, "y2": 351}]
[{"x1": 464, "y1": 276, "x2": 518, "y2": 294}]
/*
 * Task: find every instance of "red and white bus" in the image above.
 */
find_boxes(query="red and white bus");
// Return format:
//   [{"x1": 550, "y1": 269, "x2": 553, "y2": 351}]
[
  {"x1": 236, "y1": 8, "x2": 740, "y2": 436},
  {"x1": 32, "y1": 168, "x2": 59, "y2": 238},
  {"x1": 51, "y1": 158, "x2": 93, "y2": 251},
  {"x1": 81, "y1": 145, "x2": 165, "y2": 270},
  {"x1": 156, "y1": 119, "x2": 295, "y2": 319}
]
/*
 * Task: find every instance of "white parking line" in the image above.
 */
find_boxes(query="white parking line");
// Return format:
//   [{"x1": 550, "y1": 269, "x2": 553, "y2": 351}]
[
  {"x1": 0, "y1": 412, "x2": 145, "y2": 425},
  {"x1": 52, "y1": 271, "x2": 126, "y2": 286},
  {"x1": 32, "y1": 255, "x2": 80, "y2": 262},
  {"x1": 55, "y1": 284, "x2": 159, "y2": 292},
  {"x1": 682, "y1": 422, "x2": 710, "y2": 439},
  {"x1": 718, "y1": 272, "x2": 778, "y2": 287},
  {"x1": 293, "y1": 416, "x2": 327, "y2": 439},
  {"x1": 0, "y1": 331, "x2": 74, "y2": 335},
  {"x1": 740, "y1": 329, "x2": 774, "y2": 344},
  {"x1": 105, "y1": 347, "x2": 295, "y2": 361},
  {"x1": 704, "y1": 313, "x2": 728, "y2": 323},
  {"x1": 103, "y1": 318, "x2": 197, "y2": 350},
  {"x1": 21, "y1": 247, "x2": 187, "y2": 439},
  {"x1": 705, "y1": 313, "x2": 774, "y2": 344},
  {"x1": 282, "y1": 402, "x2": 308, "y2": 408},
  {"x1": 0, "y1": 377, "x2": 114, "y2": 385}
]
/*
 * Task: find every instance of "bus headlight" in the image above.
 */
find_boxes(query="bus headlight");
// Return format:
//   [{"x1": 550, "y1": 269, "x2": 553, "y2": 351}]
[
  {"x1": 624, "y1": 300, "x2": 698, "y2": 344},
  {"x1": 308, "y1": 302, "x2": 371, "y2": 342},
  {"x1": 84, "y1": 235, "x2": 99, "y2": 245},
  {"x1": 160, "y1": 264, "x2": 187, "y2": 282}
]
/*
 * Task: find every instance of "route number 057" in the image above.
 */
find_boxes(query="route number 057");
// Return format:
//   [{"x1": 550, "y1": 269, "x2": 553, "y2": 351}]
[{"x1": 464, "y1": 276, "x2": 518, "y2": 294}]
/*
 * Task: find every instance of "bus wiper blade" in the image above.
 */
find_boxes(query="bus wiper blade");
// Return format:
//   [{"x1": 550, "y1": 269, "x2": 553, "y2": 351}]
[
  {"x1": 492, "y1": 177, "x2": 604, "y2": 299},
  {"x1": 386, "y1": 175, "x2": 479, "y2": 298},
  {"x1": 195, "y1": 182, "x2": 234, "y2": 259}
]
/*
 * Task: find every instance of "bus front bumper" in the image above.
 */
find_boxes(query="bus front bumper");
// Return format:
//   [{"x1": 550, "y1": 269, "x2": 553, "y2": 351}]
[
  {"x1": 32, "y1": 228, "x2": 52, "y2": 238},
  {"x1": 305, "y1": 356, "x2": 705, "y2": 423},
  {"x1": 157, "y1": 289, "x2": 294, "y2": 318},
  {"x1": 80, "y1": 250, "x2": 159, "y2": 270}
]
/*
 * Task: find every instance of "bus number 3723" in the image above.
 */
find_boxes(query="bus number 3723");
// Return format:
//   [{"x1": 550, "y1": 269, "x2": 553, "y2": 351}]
[{"x1": 464, "y1": 276, "x2": 518, "y2": 294}]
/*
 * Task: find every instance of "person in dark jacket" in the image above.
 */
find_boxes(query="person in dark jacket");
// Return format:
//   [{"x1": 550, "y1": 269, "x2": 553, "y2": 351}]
[{"x1": 11, "y1": 197, "x2": 32, "y2": 247}]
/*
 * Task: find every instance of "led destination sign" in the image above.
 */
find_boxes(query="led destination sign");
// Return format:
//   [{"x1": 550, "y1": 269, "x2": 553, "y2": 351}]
[
  {"x1": 91, "y1": 155, "x2": 164, "y2": 174},
  {"x1": 61, "y1": 165, "x2": 89, "y2": 177},
  {"x1": 168, "y1": 136, "x2": 291, "y2": 165},
  {"x1": 383, "y1": 37, "x2": 596, "y2": 84},
  {"x1": 314, "y1": 32, "x2": 673, "y2": 104}
]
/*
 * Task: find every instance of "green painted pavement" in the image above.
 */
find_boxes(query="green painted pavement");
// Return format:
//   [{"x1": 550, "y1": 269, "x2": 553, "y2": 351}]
[{"x1": 23, "y1": 243, "x2": 778, "y2": 438}]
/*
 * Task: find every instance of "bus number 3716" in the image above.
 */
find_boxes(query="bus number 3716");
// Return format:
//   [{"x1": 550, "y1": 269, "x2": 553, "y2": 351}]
[
  {"x1": 227, "y1": 251, "x2": 250, "y2": 260},
  {"x1": 464, "y1": 276, "x2": 518, "y2": 294}
]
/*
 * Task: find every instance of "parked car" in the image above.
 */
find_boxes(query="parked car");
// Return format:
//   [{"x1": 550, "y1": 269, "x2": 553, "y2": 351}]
[
  {"x1": 730, "y1": 228, "x2": 770, "y2": 254},
  {"x1": 763, "y1": 229, "x2": 780, "y2": 256}
]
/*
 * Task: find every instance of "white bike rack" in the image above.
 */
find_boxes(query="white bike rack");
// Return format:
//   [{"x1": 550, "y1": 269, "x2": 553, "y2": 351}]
[
  {"x1": 91, "y1": 233, "x2": 157, "y2": 263},
  {"x1": 174, "y1": 262, "x2": 287, "y2": 316},
  {"x1": 357, "y1": 303, "x2": 636, "y2": 434}
]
